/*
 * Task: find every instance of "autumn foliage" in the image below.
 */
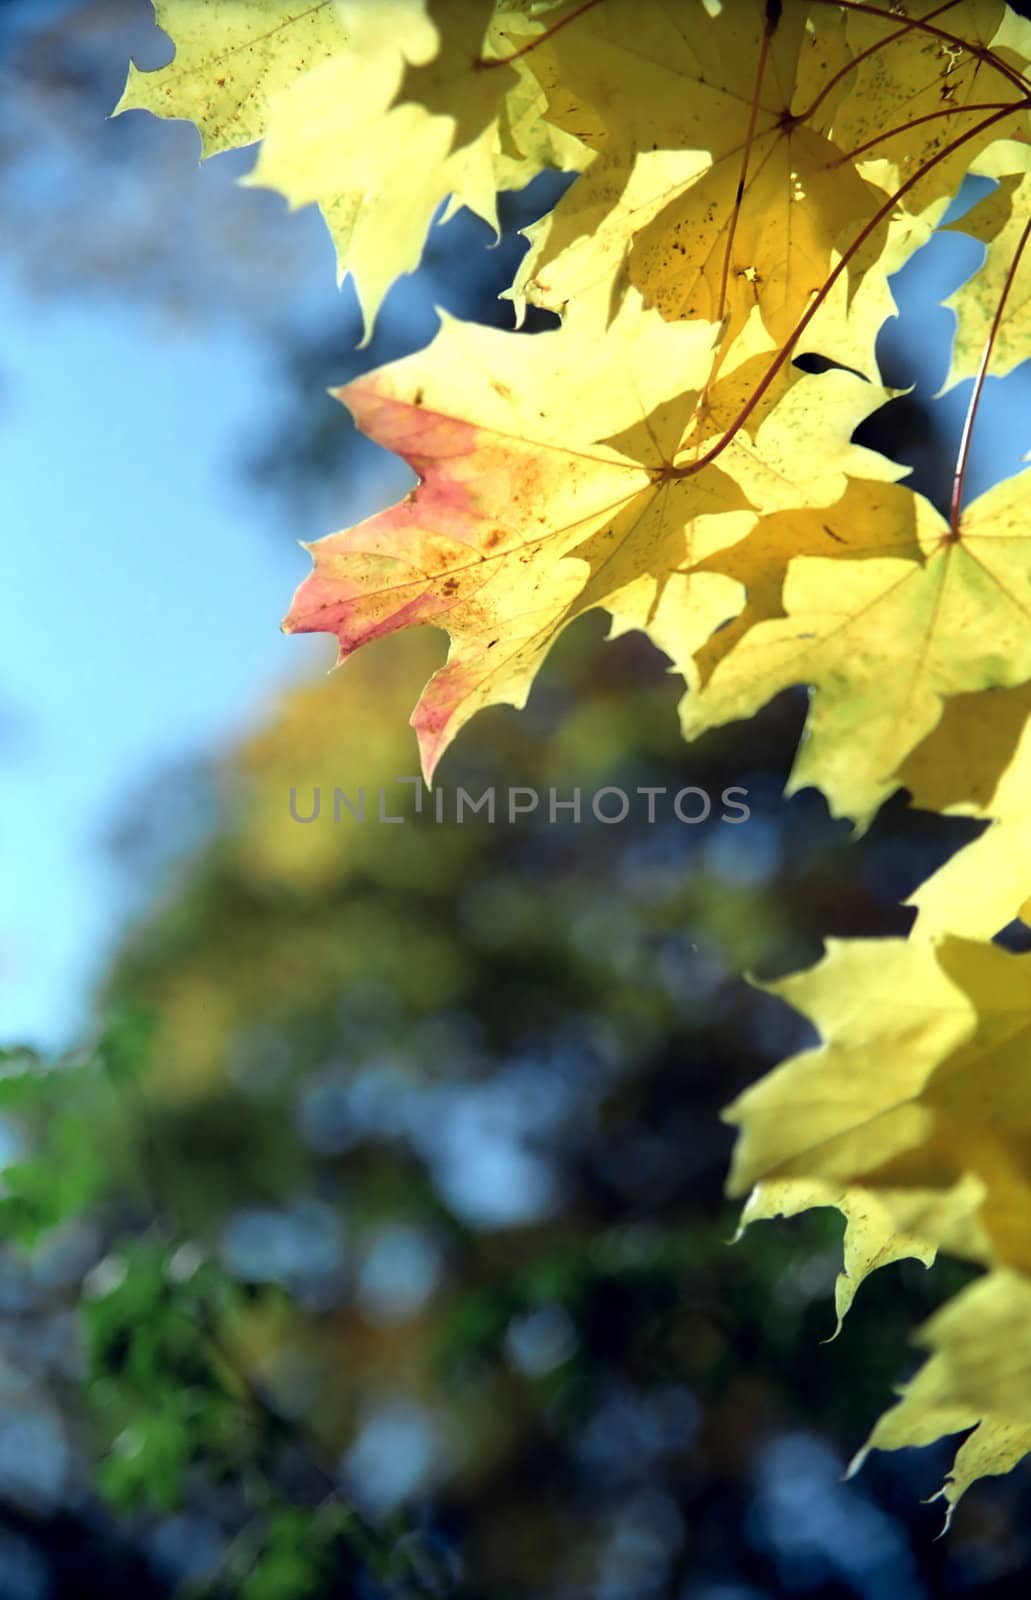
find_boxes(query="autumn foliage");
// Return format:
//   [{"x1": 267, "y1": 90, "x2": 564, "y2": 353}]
[{"x1": 117, "y1": 0, "x2": 1031, "y2": 1519}]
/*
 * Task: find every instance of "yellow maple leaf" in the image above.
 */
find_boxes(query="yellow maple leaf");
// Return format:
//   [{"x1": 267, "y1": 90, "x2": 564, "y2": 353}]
[
  {"x1": 725, "y1": 937, "x2": 973, "y2": 1197},
  {"x1": 282, "y1": 293, "x2": 901, "y2": 779},
  {"x1": 682, "y1": 471, "x2": 1031, "y2": 826},
  {"x1": 910, "y1": 820, "x2": 1031, "y2": 939},
  {"x1": 901, "y1": 680, "x2": 1031, "y2": 938},
  {"x1": 282, "y1": 294, "x2": 751, "y2": 778},
  {"x1": 850, "y1": 1270, "x2": 1031, "y2": 1525},
  {"x1": 245, "y1": 0, "x2": 589, "y2": 331},
  {"x1": 692, "y1": 477, "x2": 923, "y2": 684},
  {"x1": 829, "y1": 0, "x2": 1029, "y2": 209},
  {"x1": 116, "y1": 0, "x2": 588, "y2": 335},
  {"x1": 114, "y1": 1, "x2": 353, "y2": 156},
  {"x1": 724, "y1": 932, "x2": 1031, "y2": 1501},
  {"x1": 727, "y1": 934, "x2": 1031, "y2": 1275},
  {"x1": 737, "y1": 1173, "x2": 989, "y2": 1334},
  {"x1": 515, "y1": 0, "x2": 1029, "y2": 362},
  {"x1": 517, "y1": 0, "x2": 882, "y2": 351},
  {"x1": 943, "y1": 150, "x2": 1031, "y2": 391}
]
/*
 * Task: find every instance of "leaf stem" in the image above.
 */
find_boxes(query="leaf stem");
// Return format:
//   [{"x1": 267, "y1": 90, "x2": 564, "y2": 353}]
[{"x1": 949, "y1": 212, "x2": 1031, "y2": 537}]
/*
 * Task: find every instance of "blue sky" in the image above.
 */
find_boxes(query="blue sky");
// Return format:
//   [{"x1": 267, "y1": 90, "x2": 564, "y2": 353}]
[{"x1": 0, "y1": 268, "x2": 341, "y2": 1044}]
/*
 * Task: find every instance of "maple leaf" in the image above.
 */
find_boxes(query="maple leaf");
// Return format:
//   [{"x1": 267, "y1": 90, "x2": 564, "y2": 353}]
[
  {"x1": 736, "y1": 1173, "x2": 989, "y2": 1334},
  {"x1": 116, "y1": 0, "x2": 587, "y2": 335},
  {"x1": 900, "y1": 680, "x2": 1031, "y2": 937},
  {"x1": 691, "y1": 477, "x2": 922, "y2": 685},
  {"x1": 514, "y1": 0, "x2": 883, "y2": 351},
  {"x1": 282, "y1": 298, "x2": 901, "y2": 779},
  {"x1": 725, "y1": 938, "x2": 974, "y2": 1196},
  {"x1": 726, "y1": 925, "x2": 1031, "y2": 1499},
  {"x1": 942, "y1": 148, "x2": 1031, "y2": 389},
  {"x1": 243, "y1": 0, "x2": 588, "y2": 332},
  {"x1": 114, "y1": 1, "x2": 351, "y2": 156},
  {"x1": 515, "y1": 0, "x2": 1030, "y2": 365},
  {"x1": 282, "y1": 294, "x2": 750, "y2": 778},
  {"x1": 828, "y1": 0, "x2": 1030, "y2": 215},
  {"x1": 681, "y1": 471, "x2": 1031, "y2": 825},
  {"x1": 726, "y1": 934, "x2": 1031, "y2": 1278},
  {"x1": 849, "y1": 1270, "x2": 1031, "y2": 1525}
]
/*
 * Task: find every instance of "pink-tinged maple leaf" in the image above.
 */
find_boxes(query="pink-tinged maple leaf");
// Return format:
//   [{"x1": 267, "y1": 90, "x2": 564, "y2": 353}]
[{"x1": 282, "y1": 304, "x2": 753, "y2": 779}]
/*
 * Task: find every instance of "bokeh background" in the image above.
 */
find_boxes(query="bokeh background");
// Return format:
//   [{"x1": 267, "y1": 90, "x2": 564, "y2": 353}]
[{"x1": 2, "y1": 1, "x2": 1031, "y2": 1596}]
